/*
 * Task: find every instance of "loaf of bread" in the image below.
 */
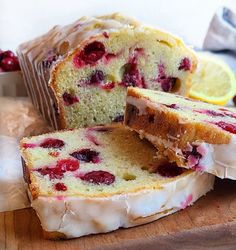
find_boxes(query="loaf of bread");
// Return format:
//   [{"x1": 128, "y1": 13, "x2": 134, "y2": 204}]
[
  {"x1": 125, "y1": 87, "x2": 236, "y2": 179},
  {"x1": 17, "y1": 13, "x2": 197, "y2": 129},
  {"x1": 20, "y1": 125, "x2": 213, "y2": 239}
]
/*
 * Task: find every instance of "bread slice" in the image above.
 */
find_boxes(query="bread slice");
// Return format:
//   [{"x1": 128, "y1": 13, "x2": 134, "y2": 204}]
[
  {"x1": 17, "y1": 13, "x2": 197, "y2": 130},
  {"x1": 124, "y1": 87, "x2": 236, "y2": 179},
  {"x1": 20, "y1": 125, "x2": 213, "y2": 239}
]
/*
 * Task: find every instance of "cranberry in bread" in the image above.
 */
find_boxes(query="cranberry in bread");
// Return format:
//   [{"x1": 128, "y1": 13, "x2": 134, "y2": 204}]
[
  {"x1": 17, "y1": 13, "x2": 197, "y2": 129},
  {"x1": 125, "y1": 87, "x2": 236, "y2": 179},
  {"x1": 20, "y1": 125, "x2": 213, "y2": 239}
]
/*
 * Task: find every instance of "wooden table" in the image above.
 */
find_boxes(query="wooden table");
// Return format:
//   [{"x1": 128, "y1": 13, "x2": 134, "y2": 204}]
[{"x1": 1, "y1": 178, "x2": 236, "y2": 250}]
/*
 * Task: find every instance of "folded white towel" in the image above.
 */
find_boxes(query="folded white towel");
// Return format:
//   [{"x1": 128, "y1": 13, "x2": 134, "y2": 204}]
[
  {"x1": 203, "y1": 7, "x2": 236, "y2": 52},
  {"x1": 0, "y1": 135, "x2": 29, "y2": 212}
]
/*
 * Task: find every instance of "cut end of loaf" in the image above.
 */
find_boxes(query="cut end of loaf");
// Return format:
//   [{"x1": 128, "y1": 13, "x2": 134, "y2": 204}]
[{"x1": 20, "y1": 125, "x2": 192, "y2": 199}]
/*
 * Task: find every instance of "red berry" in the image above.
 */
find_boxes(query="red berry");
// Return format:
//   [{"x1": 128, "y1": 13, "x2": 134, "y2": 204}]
[
  {"x1": 178, "y1": 57, "x2": 191, "y2": 71},
  {"x1": 70, "y1": 149, "x2": 100, "y2": 163},
  {"x1": 184, "y1": 145, "x2": 202, "y2": 159},
  {"x1": 224, "y1": 111, "x2": 236, "y2": 119},
  {"x1": 38, "y1": 166, "x2": 65, "y2": 180},
  {"x1": 62, "y1": 92, "x2": 79, "y2": 106},
  {"x1": 183, "y1": 145, "x2": 202, "y2": 168},
  {"x1": 164, "y1": 104, "x2": 178, "y2": 109},
  {"x1": 0, "y1": 57, "x2": 20, "y2": 71},
  {"x1": 122, "y1": 63, "x2": 139, "y2": 86},
  {"x1": 80, "y1": 170, "x2": 115, "y2": 185},
  {"x1": 73, "y1": 41, "x2": 105, "y2": 67},
  {"x1": 38, "y1": 159, "x2": 79, "y2": 180},
  {"x1": 0, "y1": 67, "x2": 4, "y2": 72},
  {"x1": 212, "y1": 121, "x2": 236, "y2": 134},
  {"x1": 90, "y1": 70, "x2": 104, "y2": 84},
  {"x1": 233, "y1": 96, "x2": 236, "y2": 106},
  {"x1": 218, "y1": 108, "x2": 236, "y2": 119},
  {"x1": 156, "y1": 64, "x2": 177, "y2": 92},
  {"x1": 82, "y1": 41, "x2": 105, "y2": 63},
  {"x1": 22, "y1": 143, "x2": 37, "y2": 148},
  {"x1": 0, "y1": 51, "x2": 4, "y2": 62},
  {"x1": 161, "y1": 77, "x2": 177, "y2": 92},
  {"x1": 40, "y1": 138, "x2": 65, "y2": 149},
  {"x1": 86, "y1": 70, "x2": 115, "y2": 90},
  {"x1": 101, "y1": 82, "x2": 115, "y2": 90},
  {"x1": 122, "y1": 63, "x2": 145, "y2": 88},
  {"x1": 91, "y1": 127, "x2": 113, "y2": 132},
  {"x1": 57, "y1": 159, "x2": 79, "y2": 171},
  {"x1": 2, "y1": 50, "x2": 15, "y2": 59},
  {"x1": 103, "y1": 32, "x2": 109, "y2": 38},
  {"x1": 54, "y1": 182, "x2": 67, "y2": 191},
  {"x1": 156, "y1": 162, "x2": 184, "y2": 177},
  {"x1": 194, "y1": 109, "x2": 225, "y2": 117},
  {"x1": 104, "y1": 53, "x2": 116, "y2": 63}
]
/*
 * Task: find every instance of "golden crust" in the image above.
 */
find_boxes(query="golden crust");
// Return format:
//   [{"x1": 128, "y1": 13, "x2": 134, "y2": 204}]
[{"x1": 21, "y1": 157, "x2": 40, "y2": 199}]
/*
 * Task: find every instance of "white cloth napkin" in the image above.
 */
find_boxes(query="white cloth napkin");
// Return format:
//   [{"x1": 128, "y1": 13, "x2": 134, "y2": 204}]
[
  {"x1": 0, "y1": 97, "x2": 52, "y2": 212},
  {"x1": 203, "y1": 7, "x2": 236, "y2": 52},
  {"x1": 202, "y1": 6, "x2": 236, "y2": 73},
  {"x1": 0, "y1": 135, "x2": 29, "y2": 212}
]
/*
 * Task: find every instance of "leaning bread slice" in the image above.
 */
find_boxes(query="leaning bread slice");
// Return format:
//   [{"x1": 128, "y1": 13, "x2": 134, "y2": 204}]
[
  {"x1": 20, "y1": 124, "x2": 214, "y2": 239},
  {"x1": 125, "y1": 87, "x2": 236, "y2": 179}
]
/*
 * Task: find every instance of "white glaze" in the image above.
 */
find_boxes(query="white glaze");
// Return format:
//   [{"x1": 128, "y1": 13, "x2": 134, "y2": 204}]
[
  {"x1": 200, "y1": 138, "x2": 236, "y2": 179},
  {"x1": 143, "y1": 132, "x2": 236, "y2": 180},
  {"x1": 30, "y1": 171, "x2": 214, "y2": 238}
]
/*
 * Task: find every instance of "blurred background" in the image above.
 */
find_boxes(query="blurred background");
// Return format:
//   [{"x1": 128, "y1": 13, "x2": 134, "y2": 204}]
[{"x1": 0, "y1": 0, "x2": 235, "y2": 50}]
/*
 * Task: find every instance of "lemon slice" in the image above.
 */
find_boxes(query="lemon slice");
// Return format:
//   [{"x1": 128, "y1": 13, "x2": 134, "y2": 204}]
[{"x1": 189, "y1": 53, "x2": 236, "y2": 105}]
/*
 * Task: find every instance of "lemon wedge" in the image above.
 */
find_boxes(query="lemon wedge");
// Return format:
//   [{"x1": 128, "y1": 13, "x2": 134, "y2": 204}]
[{"x1": 189, "y1": 53, "x2": 236, "y2": 105}]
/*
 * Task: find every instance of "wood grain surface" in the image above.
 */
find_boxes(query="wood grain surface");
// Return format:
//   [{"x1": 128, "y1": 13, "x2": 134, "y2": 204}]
[{"x1": 1, "y1": 178, "x2": 236, "y2": 250}]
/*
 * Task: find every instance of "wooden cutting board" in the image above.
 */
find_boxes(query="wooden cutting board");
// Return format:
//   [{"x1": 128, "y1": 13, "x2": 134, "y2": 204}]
[{"x1": 1, "y1": 178, "x2": 236, "y2": 250}]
